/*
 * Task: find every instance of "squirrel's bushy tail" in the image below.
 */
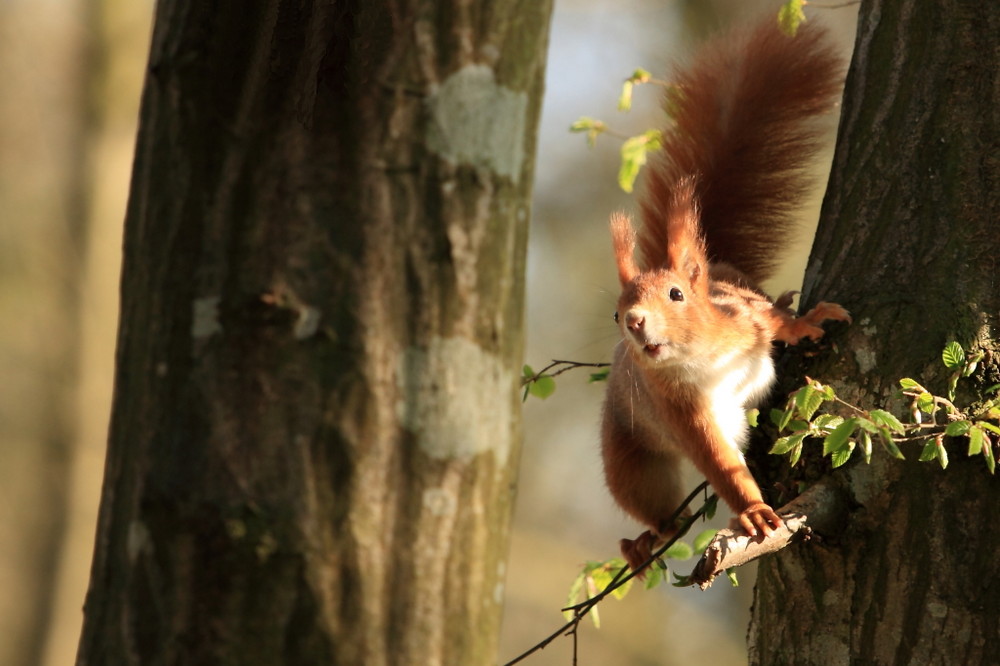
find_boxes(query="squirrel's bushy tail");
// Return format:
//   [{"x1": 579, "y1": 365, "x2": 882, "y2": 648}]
[{"x1": 638, "y1": 19, "x2": 844, "y2": 284}]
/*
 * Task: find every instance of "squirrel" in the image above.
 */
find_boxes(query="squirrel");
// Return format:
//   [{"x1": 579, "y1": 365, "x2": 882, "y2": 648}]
[{"x1": 601, "y1": 17, "x2": 850, "y2": 575}]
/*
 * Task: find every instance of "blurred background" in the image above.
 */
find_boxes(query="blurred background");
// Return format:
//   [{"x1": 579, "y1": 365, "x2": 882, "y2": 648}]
[{"x1": 0, "y1": 1, "x2": 857, "y2": 664}]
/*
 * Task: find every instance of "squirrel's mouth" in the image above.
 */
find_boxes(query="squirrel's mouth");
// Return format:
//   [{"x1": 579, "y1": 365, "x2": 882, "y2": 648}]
[{"x1": 641, "y1": 343, "x2": 666, "y2": 358}]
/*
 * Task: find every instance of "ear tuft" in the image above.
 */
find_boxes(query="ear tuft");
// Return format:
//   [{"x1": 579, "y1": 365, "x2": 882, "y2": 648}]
[
  {"x1": 610, "y1": 212, "x2": 639, "y2": 285},
  {"x1": 664, "y1": 178, "x2": 708, "y2": 289}
]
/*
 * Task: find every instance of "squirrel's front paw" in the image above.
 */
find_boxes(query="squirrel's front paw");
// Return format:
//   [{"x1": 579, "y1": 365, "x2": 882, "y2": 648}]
[
  {"x1": 735, "y1": 503, "x2": 783, "y2": 537},
  {"x1": 619, "y1": 531, "x2": 661, "y2": 579}
]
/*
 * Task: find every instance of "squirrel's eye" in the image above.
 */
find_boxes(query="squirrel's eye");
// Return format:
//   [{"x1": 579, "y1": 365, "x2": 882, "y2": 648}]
[
  {"x1": 669, "y1": 287, "x2": 684, "y2": 302},
  {"x1": 613, "y1": 311, "x2": 619, "y2": 323}
]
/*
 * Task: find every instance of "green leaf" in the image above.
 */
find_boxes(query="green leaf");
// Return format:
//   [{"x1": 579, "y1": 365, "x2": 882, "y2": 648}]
[
  {"x1": 704, "y1": 494, "x2": 719, "y2": 520},
  {"x1": 916, "y1": 391, "x2": 935, "y2": 415},
  {"x1": 726, "y1": 569, "x2": 740, "y2": 587},
  {"x1": 812, "y1": 414, "x2": 845, "y2": 432},
  {"x1": 747, "y1": 408, "x2": 760, "y2": 428},
  {"x1": 527, "y1": 375, "x2": 556, "y2": 399},
  {"x1": 968, "y1": 424, "x2": 985, "y2": 456},
  {"x1": 944, "y1": 420, "x2": 971, "y2": 437},
  {"x1": 919, "y1": 438, "x2": 938, "y2": 462},
  {"x1": 899, "y1": 377, "x2": 925, "y2": 391},
  {"x1": 942, "y1": 341, "x2": 965, "y2": 369},
  {"x1": 879, "y1": 427, "x2": 906, "y2": 460},
  {"x1": 563, "y1": 572, "x2": 586, "y2": 621},
  {"x1": 618, "y1": 68, "x2": 652, "y2": 111},
  {"x1": 618, "y1": 80, "x2": 635, "y2": 112},
  {"x1": 588, "y1": 368, "x2": 610, "y2": 383},
  {"x1": 980, "y1": 421, "x2": 1000, "y2": 436},
  {"x1": 794, "y1": 384, "x2": 828, "y2": 421},
  {"x1": 964, "y1": 351, "x2": 984, "y2": 377},
  {"x1": 776, "y1": 406, "x2": 795, "y2": 431},
  {"x1": 777, "y1": 0, "x2": 807, "y2": 36},
  {"x1": 664, "y1": 540, "x2": 693, "y2": 561},
  {"x1": 823, "y1": 418, "x2": 857, "y2": 456},
  {"x1": 644, "y1": 564, "x2": 665, "y2": 589},
  {"x1": 569, "y1": 116, "x2": 607, "y2": 148},
  {"x1": 693, "y1": 529, "x2": 718, "y2": 553},
  {"x1": 830, "y1": 441, "x2": 856, "y2": 468},
  {"x1": 981, "y1": 429, "x2": 996, "y2": 474},
  {"x1": 869, "y1": 409, "x2": 906, "y2": 434},
  {"x1": 770, "y1": 433, "x2": 805, "y2": 455},
  {"x1": 788, "y1": 441, "x2": 804, "y2": 467},
  {"x1": 854, "y1": 417, "x2": 878, "y2": 434},
  {"x1": 860, "y1": 430, "x2": 873, "y2": 464},
  {"x1": 618, "y1": 130, "x2": 662, "y2": 192},
  {"x1": 984, "y1": 383, "x2": 1000, "y2": 396}
]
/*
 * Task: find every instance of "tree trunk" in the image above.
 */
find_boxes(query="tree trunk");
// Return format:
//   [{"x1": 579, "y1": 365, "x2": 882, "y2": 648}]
[
  {"x1": 750, "y1": 1, "x2": 1000, "y2": 662},
  {"x1": 76, "y1": 2, "x2": 553, "y2": 665}
]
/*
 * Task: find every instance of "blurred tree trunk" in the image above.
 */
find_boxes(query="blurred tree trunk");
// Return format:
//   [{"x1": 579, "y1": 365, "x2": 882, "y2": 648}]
[
  {"x1": 42, "y1": 1, "x2": 153, "y2": 665},
  {"x1": 750, "y1": 1, "x2": 1000, "y2": 662},
  {"x1": 0, "y1": 5, "x2": 87, "y2": 665},
  {"x1": 76, "y1": 1, "x2": 552, "y2": 665}
]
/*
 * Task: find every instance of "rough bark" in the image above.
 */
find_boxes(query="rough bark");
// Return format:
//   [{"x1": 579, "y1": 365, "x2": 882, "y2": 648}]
[
  {"x1": 76, "y1": 2, "x2": 553, "y2": 665},
  {"x1": 750, "y1": 1, "x2": 1000, "y2": 663}
]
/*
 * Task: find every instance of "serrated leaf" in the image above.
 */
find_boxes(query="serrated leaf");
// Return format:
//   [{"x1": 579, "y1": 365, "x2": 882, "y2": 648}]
[
  {"x1": 794, "y1": 384, "x2": 828, "y2": 421},
  {"x1": 916, "y1": 391, "x2": 935, "y2": 414},
  {"x1": 527, "y1": 375, "x2": 556, "y2": 399},
  {"x1": 664, "y1": 540, "x2": 693, "y2": 561},
  {"x1": 855, "y1": 417, "x2": 878, "y2": 434},
  {"x1": 769, "y1": 407, "x2": 787, "y2": 428},
  {"x1": 787, "y1": 419, "x2": 810, "y2": 432},
  {"x1": 945, "y1": 420, "x2": 971, "y2": 437},
  {"x1": 788, "y1": 441, "x2": 804, "y2": 466},
  {"x1": 984, "y1": 383, "x2": 1000, "y2": 396},
  {"x1": 830, "y1": 441, "x2": 856, "y2": 468},
  {"x1": 776, "y1": 406, "x2": 795, "y2": 431},
  {"x1": 813, "y1": 414, "x2": 845, "y2": 432},
  {"x1": 777, "y1": 0, "x2": 807, "y2": 36},
  {"x1": 870, "y1": 409, "x2": 906, "y2": 434},
  {"x1": 693, "y1": 529, "x2": 718, "y2": 553},
  {"x1": 747, "y1": 408, "x2": 760, "y2": 428},
  {"x1": 823, "y1": 419, "x2": 857, "y2": 456},
  {"x1": 899, "y1": 377, "x2": 924, "y2": 391},
  {"x1": 770, "y1": 433, "x2": 805, "y2": 455},
  {"x1": 942, "y1": 341, "x2": 965, "y2": 369}
]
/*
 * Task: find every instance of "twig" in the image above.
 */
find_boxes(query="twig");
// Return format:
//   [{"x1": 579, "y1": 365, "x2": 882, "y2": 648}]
[{"x1": 502, "y1": 482, "x2": 710, "y2": 666}]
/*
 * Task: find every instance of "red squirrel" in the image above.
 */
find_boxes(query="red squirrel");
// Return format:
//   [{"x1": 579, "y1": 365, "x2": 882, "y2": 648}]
[{"x1": 601, "y1": 18, "x2": 850, "y2": 574}]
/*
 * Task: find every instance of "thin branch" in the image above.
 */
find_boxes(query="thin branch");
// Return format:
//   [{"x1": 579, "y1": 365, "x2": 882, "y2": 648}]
[
  {"x1": 502, "y1": 482, "x2": 710, "y2": 666},
  {"x1": 521, "y1": 359, "x2": 610, "y2": 386}
]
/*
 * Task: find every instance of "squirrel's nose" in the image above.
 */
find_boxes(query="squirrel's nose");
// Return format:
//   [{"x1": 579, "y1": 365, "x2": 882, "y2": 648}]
[{"x1": 624, "y1": 310, "x2": 645, "y2": 331}]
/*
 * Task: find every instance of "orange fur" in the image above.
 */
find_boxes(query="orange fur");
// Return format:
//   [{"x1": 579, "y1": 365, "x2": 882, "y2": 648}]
[{"x1": 601, "y1": 17, "x2": 850, "y2": 576}]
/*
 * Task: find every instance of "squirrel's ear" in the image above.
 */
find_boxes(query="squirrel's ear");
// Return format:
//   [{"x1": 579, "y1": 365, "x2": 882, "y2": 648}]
[
  {"x1": 610, "y1": 212, "x2": 639, "y2": 285},
  {"x1": 665, "y1": 178, "x2": 708, "y2": 289}
]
